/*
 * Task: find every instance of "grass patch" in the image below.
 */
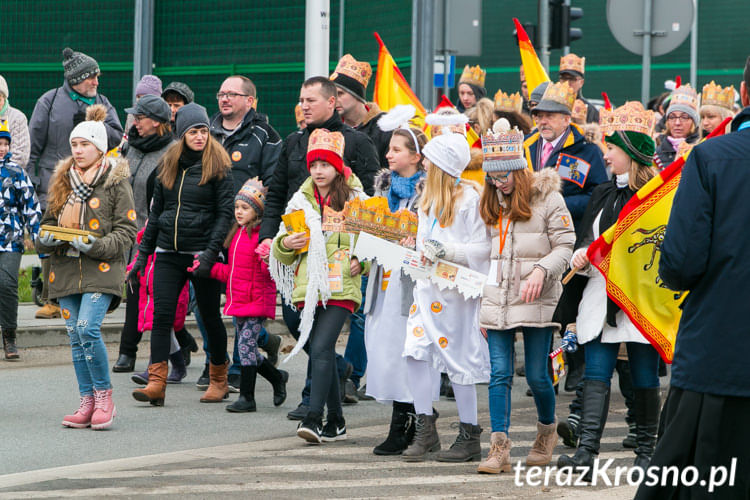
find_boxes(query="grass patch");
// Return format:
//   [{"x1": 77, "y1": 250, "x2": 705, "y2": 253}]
[{"x1": 18, "y1": 266, "x2": 34, "y2": 303}]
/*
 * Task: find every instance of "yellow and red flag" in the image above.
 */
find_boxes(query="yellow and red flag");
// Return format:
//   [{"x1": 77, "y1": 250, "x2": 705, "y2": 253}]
[
  {"x1": 587, "y1": 117, "x2": 732, "y2": 362},
  {"x1": 513, "y1": 18, "x2": 550, "y2": 96},
  {"x1": 373, "y1": 32, "x2": 426, "y2": 128}
]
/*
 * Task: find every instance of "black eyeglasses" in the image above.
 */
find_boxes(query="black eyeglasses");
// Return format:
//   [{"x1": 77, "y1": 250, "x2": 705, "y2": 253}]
[{"x1": 216, "y1": 92, "x2": 249, "y2": 100}]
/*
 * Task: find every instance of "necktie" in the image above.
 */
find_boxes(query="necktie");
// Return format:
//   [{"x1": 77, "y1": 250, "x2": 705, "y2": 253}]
[{"x1": 541, "y1": 141, "x2": 554, "y2": 168}]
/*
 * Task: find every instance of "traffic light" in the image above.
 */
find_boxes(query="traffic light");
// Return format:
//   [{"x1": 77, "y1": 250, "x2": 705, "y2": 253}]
[
  {"x1": 513, "y1": 22, "x2": 538, "y2": 49},
  {"x1": 549, "y1": 1, "x2": 583, "y2": 49}
]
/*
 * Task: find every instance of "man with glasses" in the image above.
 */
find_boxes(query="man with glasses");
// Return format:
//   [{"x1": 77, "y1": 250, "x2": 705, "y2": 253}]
[
  {"x1": 559, "y1": 54, "x2": 599, "y2": 124},
  {"x1": 209, "y1": 75, "x2": 281, "y2": 192}
]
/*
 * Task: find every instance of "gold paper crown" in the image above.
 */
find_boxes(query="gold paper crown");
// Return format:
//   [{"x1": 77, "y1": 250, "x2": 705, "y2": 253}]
[
  {"x1": 541, "y1": 81, "x2": 576, "y2": 111},
  {"x1": 481, "y1": 129, "x2": 525, "y2": 162},
  {"x1": 701, "y1": 81, "x2": 735, "y2": 110},
  {"x1": 670, "y1": 84, "x2": 699, "y2": 111},
  {"x1": 599, "y1": 101, "x2": 655, "y2": 136},
  {"x1": 294, "y1": 104, "x2": 304, "y2": 123},
  {"x1": 571, "y1": 99, "x2": 588, "y2": 123},
  {"x1": 459, "y1": 65, "x2": 486, "y2": 88},
  {"x1": 321, "y1": 197, "x2": 418, "y2": 241},
  {"x1": 330, "y1": 54, "x2": 373, "y2": 88},
  {"x1": 560, "y1": 54, "x2": 585, "y2": 75},
  {"x1": 493, "y1": 90, "x2": 523, "y2": 114},
  {"x1": 0, "y1": 120, "x2": 9, "y2": 136},
  {"x1": 308, "y1": 128, "x2": 345, "y2": 158}
]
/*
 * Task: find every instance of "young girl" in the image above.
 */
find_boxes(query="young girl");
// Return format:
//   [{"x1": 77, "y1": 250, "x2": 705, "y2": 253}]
[
  {"x1": 270, "y1": 128, "x2": 368, "y2": 444},
  {"x1": 363, "y1": 106, "x2": 434, "y2": 455},
  {"x1": 475, "y1": 128, "x2": 575, "y2": 473},
  {"x1": 402, "y1": 132, "x2": 491, "y2": 463},
  {"x1": 209, "y1": 177, "x2": 288, "y2": 413},
  {"x1": 36, "y1": 105, "x2": 137, "y2": 429}
]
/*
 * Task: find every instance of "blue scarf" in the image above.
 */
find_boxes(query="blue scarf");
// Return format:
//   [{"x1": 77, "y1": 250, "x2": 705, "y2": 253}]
[{"x1": 388, "y1": 170, "x2": 424, "y2": 211}]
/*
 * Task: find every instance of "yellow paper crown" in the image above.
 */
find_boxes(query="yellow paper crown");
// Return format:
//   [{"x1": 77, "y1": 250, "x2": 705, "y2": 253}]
[
  {"x1": 571, "y1": 99, "x2": 588, "y2": 123},
  {"x1": 541, "y1": 81, "x2": 576, "y2": 111},
  {"x1": 321, "y1": 197, "x2": 418, "y2": 241},
  {"x1": 701, "y1": 81, "x2": 735, "y2": 111},
  {"x1": 599, "y1": 101, "x2": 655, "y2": 136},
  {"x1": 294, "y1": 103, "x2": 303, "y2": 124},
  {"x1": 330, "y1": 54, "x2": 372, "y2": 88},
  {"x1": 0, "y1": 120, "x2": 9, "y2": 136},
  {"x1": 559, "y1": 53, "x2": 585, "y2": 75},
  {"x1": 493, "y1": 90, "x2": 523, "y2": 114},
  {"x1": 308, "y1": 128, "x2": 345, "y2": 157},
  {"x1": 459, "y1": 65, "x2": 486, "y2": 88},
  {"x1": 670, "y1": 84, "x2": 699, "y2": 111}
]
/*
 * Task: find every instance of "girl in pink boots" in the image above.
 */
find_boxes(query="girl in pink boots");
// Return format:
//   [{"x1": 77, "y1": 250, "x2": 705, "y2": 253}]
[{"x1": 35, "y1": 105, "x2": 137, "y2": 430}]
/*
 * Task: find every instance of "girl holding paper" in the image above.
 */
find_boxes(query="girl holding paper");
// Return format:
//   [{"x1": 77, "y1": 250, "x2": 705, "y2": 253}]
[
  {"x1": 476, "y1": 127, "x2": 575, "y2": 473},
  {"x1": 402, "y1": 130, "x2": 491, "y2": 463},
  {"x1": 270, "y1": 128, "x2": 369, "y2": 444}
]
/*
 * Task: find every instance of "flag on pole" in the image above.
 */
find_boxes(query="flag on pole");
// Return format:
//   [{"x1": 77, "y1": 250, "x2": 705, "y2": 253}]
[
  {"x1": 373, "y1": 32, "x2": 426, "y2": 128},
  {"x1": 513, "y1": 18, "x2": 550, "y2": 96},
  {"x1": 586, "y1": 117, "x2": 732, "y2": 363}
]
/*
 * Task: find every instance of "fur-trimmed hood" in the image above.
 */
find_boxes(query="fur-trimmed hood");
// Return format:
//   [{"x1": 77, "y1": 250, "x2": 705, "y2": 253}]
[
  {"x1": 373, "y1": 168, "x2": 425, "y2": 198},
  {"x1": 362, "y1": 102, "x2": 384, "y2": 127},
  {"x1": 532, "y1": 167, "x2": 563, "y2": 199}
]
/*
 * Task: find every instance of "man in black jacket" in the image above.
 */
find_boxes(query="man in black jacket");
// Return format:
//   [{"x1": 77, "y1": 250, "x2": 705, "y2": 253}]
[{"x1": 210, "y1": 75, "x2": 282, "y2": 192}]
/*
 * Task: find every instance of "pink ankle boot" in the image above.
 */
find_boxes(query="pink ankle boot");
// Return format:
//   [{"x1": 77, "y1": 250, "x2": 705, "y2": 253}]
[
  {"x1": 62, "y1": 396, "x2": 95, "y2": 428},
  {"x1": 91, "y1": 389, "x2": 116, "y2": 430}
]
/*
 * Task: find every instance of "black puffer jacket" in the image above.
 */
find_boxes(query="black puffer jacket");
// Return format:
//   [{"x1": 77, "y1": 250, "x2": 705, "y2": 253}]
[
  {"x1": 259, "y1": 110, "x2": 379, "y2": 241},
  {"x1": 356, "y1": 103, "x2": 392, "y2": 168},
  {"x1": 139, "y1": 150, "x2": 234, "y2": 258}
]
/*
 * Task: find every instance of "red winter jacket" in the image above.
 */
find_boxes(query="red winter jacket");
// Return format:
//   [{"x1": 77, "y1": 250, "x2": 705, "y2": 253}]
[{"x1": 210, "y1": 225, "x2": 276, "y2": 319}]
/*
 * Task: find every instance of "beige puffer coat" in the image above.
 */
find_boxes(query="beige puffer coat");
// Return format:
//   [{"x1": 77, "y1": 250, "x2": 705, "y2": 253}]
[{"x1": 479, "y1": 169, "x2": 575, "y2": 331}]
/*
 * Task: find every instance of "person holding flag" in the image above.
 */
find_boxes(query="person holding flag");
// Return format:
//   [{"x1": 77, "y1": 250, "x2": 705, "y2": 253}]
[{"x1": 557, "y1": 102, "x2": 661, "y2": 477}]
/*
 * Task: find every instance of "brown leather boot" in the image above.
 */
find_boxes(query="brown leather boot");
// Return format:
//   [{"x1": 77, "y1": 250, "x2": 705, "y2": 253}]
[
  {"x1": 526, "y1": 420, "x2": 558, "y2": 466},
  {"x1": 200, "y1": 361, "x2": 230, "y2": 403},
  {"x1": 132, "y1": 361, "x2": 167, "y2": 406}
]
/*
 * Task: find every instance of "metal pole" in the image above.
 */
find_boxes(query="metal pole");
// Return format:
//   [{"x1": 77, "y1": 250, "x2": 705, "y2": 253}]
[
  {"x1": 304, "y1": 0, "x2": 330, "y2": 79},
  {"x1": 338, "y1": 0, "x2": 345, "y2": 60},
  {"x1": 442, "y1": 0, "x2": 449, "y2": 98},
  {"x1": 563, "y1": 0, "x2": 571, "y2": 56},
  {"x1": 132, "y1": 0, "x2": 154, "y2": 101},
  {"x1": 690, "y1": 0, "x2": 698, "y2": 86},
  {"x1": 539, "y1": 0, "x2": 550, "y2": 72},
  {"x1": 641, "y1": 0, "x2": 652, "y2": 105},
  {"x1": 411, "y1": 0, "x2": 435, "y2": 110}
]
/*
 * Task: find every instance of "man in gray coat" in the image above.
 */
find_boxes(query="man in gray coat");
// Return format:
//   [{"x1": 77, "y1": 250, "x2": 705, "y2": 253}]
[{"x1": 27, "y1": 47, "x2": 123, "y2": 319}]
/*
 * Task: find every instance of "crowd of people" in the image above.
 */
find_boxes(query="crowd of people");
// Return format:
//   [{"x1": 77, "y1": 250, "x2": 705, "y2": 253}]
[{"x1": 0, "y1": 44, "x2": 748, "y2": 497}]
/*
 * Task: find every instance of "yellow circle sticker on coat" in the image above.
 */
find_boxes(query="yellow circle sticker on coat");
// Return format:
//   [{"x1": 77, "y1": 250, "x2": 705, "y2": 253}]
[
  {"x1": 438, "y1": 337, "x2": 448, "y2": 348},
  {"x1": 61, "y1": 308, "x2": 70, "y2": 319},
  {"x1": 127, "y1": 209, "x2": 137, "y2": 221},
  {"x1": 412, "y1": 326, "x2": 424, "y2": 338},
  {"x1": 89, "y1": 219, "x2": 100, "y2": 230},
  {"x1": 409, "y1": 304, "x2": 417, "y2": 315},
  {"x1": 232, "y1": 151, "x2": 242, "y2": 162},
  {"x1": 98, "y1": 262, "x2": 111, "y2": 273},
  {"x1": 88, "y1": 198, "x2": 100, "y2": 209},
  {"x1": 430, "y1": 302, "x2": 443, "y2": 314},
  {"x1": 49, "y1": 271, "x2": 55, "y2": 283}
]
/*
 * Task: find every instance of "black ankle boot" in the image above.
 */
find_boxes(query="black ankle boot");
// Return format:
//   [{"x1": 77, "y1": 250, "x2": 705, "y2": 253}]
[
  {"x1": 226, "y1": 366, "x2": 257, "y2": 413},
  {"x1": 257, "y1": 358, "x2": 288, "y2": 406},
  {"x1": 373, "y1": 402, "x2": 415, "y2": 455},
  {"x1": 2, "y1": 329, "x2": 19, "y2": 360},
  {"x1": 633, "y1": 387, "x2": 660, "y2": 468}
]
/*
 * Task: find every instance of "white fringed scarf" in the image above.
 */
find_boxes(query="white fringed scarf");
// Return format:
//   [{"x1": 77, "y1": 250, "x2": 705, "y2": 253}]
[{"x1": 269, "y1": 191, "x2": 331, "y2": 362}]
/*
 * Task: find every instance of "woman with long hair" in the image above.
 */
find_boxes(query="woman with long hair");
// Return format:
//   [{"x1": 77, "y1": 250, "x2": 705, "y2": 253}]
[
  {"x1": 36, "y1": 105, "x2": 137, "y2": 429},
  {"x1": 475, "y1": 128, "x2": 575, "y2": 473},
  {"x1": 699, "y1": 81, "x2": 735, "y2": 137},
  {"x1": 131, "y1": 103, "x2": 234, "y2": 406}
]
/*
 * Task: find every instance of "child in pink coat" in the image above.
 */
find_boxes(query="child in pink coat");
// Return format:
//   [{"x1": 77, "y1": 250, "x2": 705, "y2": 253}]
[{"x1": 209, "y1": 178, "x2": 287, "y2": 413}]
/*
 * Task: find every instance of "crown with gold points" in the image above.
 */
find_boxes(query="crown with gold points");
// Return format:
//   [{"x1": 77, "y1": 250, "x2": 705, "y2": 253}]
[
  {"x1": 330, "y1": 54, "x2": 372, "y2": 88},
  {"x1": 571, "y1": 99, "x2": 588, "y2": 124},
  {"x1": 0, "y1": 120, "x2": 10, "y2": 143},
  {"x1": 599, "y1": 101, "x2": 655, "y2": 136},
  {"x1": 701, "y1": 81, "x2": 735, "y2": 111},
  {"x1": 536, "y1": 81, "x2": 576, "y2": 113},
  {"x1": 493, "y1": 90, "x2": 523, "y2": 114},
  {"x1": 308, "y1": 128, "x2": 345, "y2": 158},
  {"x1": 481, "y1": 127, "x2": 527, "y2": 172},
  {"x1": 559, "y1": 53, "x2": 585, "y2": 76},
  {"x1": 321, "y1": 197, "x2": 418, "y2": 240},
  {"x1": 670, "y1": 84, "x2": 699, "y2": 111},
  {"x1": 458, "y1": 65, "x2": 486, "y2": 88}
]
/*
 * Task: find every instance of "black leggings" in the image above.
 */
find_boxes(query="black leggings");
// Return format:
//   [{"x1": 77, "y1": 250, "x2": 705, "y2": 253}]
[
  {"x1": 150, "y1": 253, "x2": 226, "y2": 365},
  {"x1": 308, "y1": 305, "x2": 350, "y2": 418},
  {"x1": 118, "y1": 280, "x2": 142, "y2": 357}
]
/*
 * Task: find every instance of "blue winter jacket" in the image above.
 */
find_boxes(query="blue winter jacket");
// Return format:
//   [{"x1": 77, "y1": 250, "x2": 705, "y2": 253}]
[
  {"x1": 659, "y1": 107, "x2": 750, "y2": 398},
  {"x1": 0, "y1": 154, "x2": 42, "y2": 252}
]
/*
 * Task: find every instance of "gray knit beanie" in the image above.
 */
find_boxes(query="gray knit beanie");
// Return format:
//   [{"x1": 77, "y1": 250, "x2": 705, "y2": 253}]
[
  {"x1": 175, "y1": 102, "x2": 210, "y2": 138},
  {"x1": 62, "y1": 47, "x2": 100, "y2": 86}
]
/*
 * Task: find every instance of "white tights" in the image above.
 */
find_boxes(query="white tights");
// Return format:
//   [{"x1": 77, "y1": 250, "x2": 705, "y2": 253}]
[{"x1": 406, "y1": 357, "x2": 477, "y2": 424}]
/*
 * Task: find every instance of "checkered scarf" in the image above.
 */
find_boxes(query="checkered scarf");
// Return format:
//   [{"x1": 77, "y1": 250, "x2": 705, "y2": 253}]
[{"x1": 58, "y1": 160, "x2": 108, "y2": 230}]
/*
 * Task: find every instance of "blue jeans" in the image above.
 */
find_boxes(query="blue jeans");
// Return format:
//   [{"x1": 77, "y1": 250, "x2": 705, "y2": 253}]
[
  {"x1": 487, "y1": 327, "x2": 556, "y2": 433},
  {"x1": 584, "y1": 337, "x2": 660, "y2": 389},
  {"x1": 344, "y1": 275, "x2": 368, "y2": 388},
  {"x1": 59, "y1": 293, "x2": 113, "y2": 396}
]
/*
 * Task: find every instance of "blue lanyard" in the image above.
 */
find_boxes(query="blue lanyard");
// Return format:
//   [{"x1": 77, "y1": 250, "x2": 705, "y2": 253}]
[{"x1": 738, "y1": 121, "x2": 750, "y2": 132}]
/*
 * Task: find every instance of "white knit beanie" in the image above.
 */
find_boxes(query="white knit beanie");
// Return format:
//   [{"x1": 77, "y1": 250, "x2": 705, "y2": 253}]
[
  {"x1": 422, "y1": 133, "x2": 471, "y2": 178},
  {"x1": 69, "y1": 105, "x2": 108, "y2": 154}
]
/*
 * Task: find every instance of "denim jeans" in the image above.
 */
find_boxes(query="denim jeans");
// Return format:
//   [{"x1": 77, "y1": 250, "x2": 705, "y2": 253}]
[
  {"x1": 344, "y1": 275, "x2": 368, "y2": 388},
  {"x1": 59, "y1": 293, "x2": 113, "y2": 396},
  {"x1": 584, "y1": 337, "x2": 660, "y2": 389},
  {"x1": 487, "y1": 326, "x2": 556, "y2": 433},
  {"x1": 0, "y1": 251, "x2": 22, "y2": 330}
]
